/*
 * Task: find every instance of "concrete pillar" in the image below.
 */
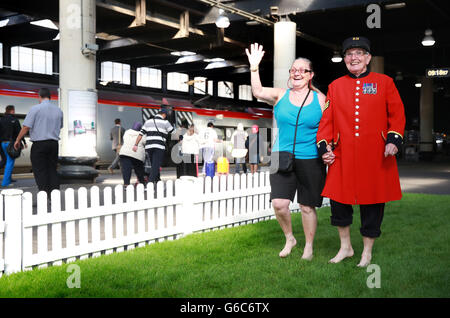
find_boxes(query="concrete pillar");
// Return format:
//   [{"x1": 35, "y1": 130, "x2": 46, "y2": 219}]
[
  {"x1": 370, "y1": 56, "x2": 384, "y2": 74},
  {"x1": 419, "y1": 76, "x2": 434, "y2": 157},
  {"x1": 273, "y1": 20, "x2": 296, "y2": 88},
  {"x1": 273, "y1": 20, "x2": 296, "y2": 146},
  {"x1": 59, "y1": 0, "x2": 98, "y2": 180}
]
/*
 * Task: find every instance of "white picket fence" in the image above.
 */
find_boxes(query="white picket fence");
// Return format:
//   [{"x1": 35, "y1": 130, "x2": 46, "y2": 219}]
[{"x1": 0, "y1": 171, "x2": 329, "y2": 276}]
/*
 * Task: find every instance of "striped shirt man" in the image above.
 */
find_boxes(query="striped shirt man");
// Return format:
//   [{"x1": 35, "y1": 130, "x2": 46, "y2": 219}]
[{"x1": 139, "y1": 114, "x2": 174, "y2": 150}]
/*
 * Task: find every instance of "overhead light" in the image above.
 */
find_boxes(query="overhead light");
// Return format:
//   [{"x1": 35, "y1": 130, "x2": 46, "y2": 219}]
[
  {"x1": 415, "y1": 82, "x2": 422, "y2": 88},
  {"x1": 205, "y1": 61, "x2": 229, "y2": 69},
  {"x1": 215, "y1": 9, "x2": 230, "y2": 28},
  {"x1": 175, "y1": 55, "x2": 202, "y2": 64},
  {"x1": 422, "y1": 29, "x2": 435, "y2": 47},
  {"x1": 384, "y1": 2, "x2": 406, "y2": 10},
  {"x1": 204, "y1": 57, "x2": 225, "y2": 63},
  {"x1": 331, "y1": 51, "x2": 342, "y2": 63},
  {"x1": 30, "y1": 19, "x2": 58, "y2": 30},
  {"x1": 171, "y1": 51, "x2": 196, "y2": 56},
  {"x1": 0, "y1": 19, "x2": 9, "y2": 28}
]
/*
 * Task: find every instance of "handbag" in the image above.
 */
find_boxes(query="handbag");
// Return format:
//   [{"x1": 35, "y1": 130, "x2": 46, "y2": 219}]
[
  {"x1": 231, "y1": 148, "x2": 248, "y2": 159},
  {"x1": 271, "y1": 89, "x2": 311, "y2": 173},
  {"x1": 7, "y1": 142, "x2": 22, "y2": 159}
]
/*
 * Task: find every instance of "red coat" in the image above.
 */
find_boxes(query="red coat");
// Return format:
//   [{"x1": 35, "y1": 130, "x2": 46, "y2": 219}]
[{"x1": 317, "y1": 72, "x2": 406, "y2": 205}]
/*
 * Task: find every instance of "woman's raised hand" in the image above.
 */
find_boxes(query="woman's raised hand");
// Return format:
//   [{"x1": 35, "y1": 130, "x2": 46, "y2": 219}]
[{"x1": 245, "y1": 43, "x2": 265, "y2": 68}]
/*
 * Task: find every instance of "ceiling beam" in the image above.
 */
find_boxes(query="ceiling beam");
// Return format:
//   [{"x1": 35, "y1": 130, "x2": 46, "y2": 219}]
[
  {"x1": 194, "y1": 0, "x2": 339, "y2": 50},
  {"x1": 96, "y1": 0, "x2": 247, "y2": 48}
]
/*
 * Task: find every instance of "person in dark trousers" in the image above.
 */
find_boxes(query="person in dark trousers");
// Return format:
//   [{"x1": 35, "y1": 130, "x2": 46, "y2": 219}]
[
  {"x1": 0, "y1": 143, "x2": 6, "y2": 171},
  {"x1": 108, "y1": 118, "x2": 125, "y2": 173},
  {"x1": 246, "y1": 43, "x2": 327, "y2": 260},
  {"x1": 175, "y1": 119, "x2": 188, "y2": 178},
  {"x1": 247, "y1": 124, "x2": 260, "y2": 174},
  {"x1": 14, "y1": 88, "x2": 63, "y2": 196},
  {"x1": 0, "y1": 105, "x2": 27, "y2": 187},
  {"x1": 119, "y1": 121, "x2": 147, "y2": 186},
  {"x1": 133, "y1": 109, "x2": 174, "y2": 184},
  {"x1": 317, "y1": 36, "x2": 406, "y2": 267}
]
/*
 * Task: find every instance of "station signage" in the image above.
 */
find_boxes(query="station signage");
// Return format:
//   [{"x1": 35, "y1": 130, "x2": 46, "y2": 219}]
[{"x1": 426, "y1": 68, "x2": 449, "y2": 78}]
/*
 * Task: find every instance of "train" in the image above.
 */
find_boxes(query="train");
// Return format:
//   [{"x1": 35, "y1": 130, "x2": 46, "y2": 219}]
[{"x1": 0, "y1": 79, "x2": 274, "y2": 171}]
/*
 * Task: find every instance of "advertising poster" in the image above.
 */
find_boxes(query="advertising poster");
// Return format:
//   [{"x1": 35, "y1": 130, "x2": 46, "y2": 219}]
[{"x1": 67, "y1": 90, "x2": 97, "y2": 157}]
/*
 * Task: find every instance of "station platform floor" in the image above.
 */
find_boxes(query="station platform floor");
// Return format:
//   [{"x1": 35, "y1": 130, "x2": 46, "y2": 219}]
[{"x1": 2, "y1": 160, "x2": 450, "y2": 198}]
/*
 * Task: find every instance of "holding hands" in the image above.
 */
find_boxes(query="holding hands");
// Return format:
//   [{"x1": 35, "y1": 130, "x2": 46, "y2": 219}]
[
  {"x1": 322, "y1": 144, "x2": 335, "y2": 165},
  {"x1": 322, "y1": 142, "x2": 398, "y2": 165},
  {"x1": 245, "y1": 43, "x2": 265, "y2": 70}
]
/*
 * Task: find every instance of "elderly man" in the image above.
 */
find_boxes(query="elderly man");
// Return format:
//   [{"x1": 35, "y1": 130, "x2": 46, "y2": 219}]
[
  {"x1": 14, "y1": 88, "x2": 63, "y2": 196},
  {"x1": 317, "y1": 37, "x2": 406, "y2": 267},
  {"x1": 133, "y1": 108, "x2": 174, "y2": 183}
]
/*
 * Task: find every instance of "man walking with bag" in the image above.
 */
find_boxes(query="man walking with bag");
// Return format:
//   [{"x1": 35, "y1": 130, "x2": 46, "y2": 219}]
[
  {"x1": 0, "y1": 105, "x2": 27, "y2": 187},
  {"x1": 14, "y1": 88, "x2": 63, "y2": 196}
]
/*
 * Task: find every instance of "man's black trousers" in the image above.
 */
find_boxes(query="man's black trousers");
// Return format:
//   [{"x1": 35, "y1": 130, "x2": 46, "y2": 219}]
[{"x1": 30, "y1": 140, "x2": 60, "y2": 196}]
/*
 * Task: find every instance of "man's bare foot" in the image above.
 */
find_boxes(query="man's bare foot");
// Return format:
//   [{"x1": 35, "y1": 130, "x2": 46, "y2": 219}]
[
  {"x1": 357, "y1": 252, "x2": 372, "y2": 267},
  {"x1": 301, "y1": 243, "x2": 313, "y2": 261},
  {"x1": 328, "y1": 247, "x2": 354, "y2": 263},
  {"x1": 279, "y1": 237, "x2": 297, "y2": 258}
]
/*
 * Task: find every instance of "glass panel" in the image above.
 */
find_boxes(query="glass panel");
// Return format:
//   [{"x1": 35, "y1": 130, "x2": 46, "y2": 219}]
[
  {"x1": 208, "y1": 80, "x2": 214, "y2": 95},
  {"x1": 32, "y1": 49, "x2": 46, "y2": 74},
  {"x1": 101, "y1": 62, "x2": 113, "y2": 82},
  {"x1": 167, "y1": 72, "x2": 188, "y2": 92},
  {"x1": 218, "y1": 81, "x2": 233, "y2": 98},
  {"x1": 112, "y1": 62, "x2": 122, "y2": 82},
  {"x1": 239, "y1": 84, "x2": 252, "y2": 101},
  {"x1": 19, "y1": 47, "x2": 32, "y2": 72},
  {"x1": 11, "y1": 46, "x2": 18, "y2": 70},
  {"x1": 45, "y1": 51, "x2": 53, "y2": 75},
  {"x1": 149, "y1": 68, "x2": 161, "y2": 88},
  {"x1": 194, "y1": 76, "x2": 206, "y2": 95},
  {"x1": 122, "y1": 64, "x2": 130, "y2": 85}
]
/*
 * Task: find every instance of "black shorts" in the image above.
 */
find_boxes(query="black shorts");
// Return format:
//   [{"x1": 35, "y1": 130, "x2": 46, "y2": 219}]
[{"x1": 270, "y1": 158, "x2": 326, "y2": 207}]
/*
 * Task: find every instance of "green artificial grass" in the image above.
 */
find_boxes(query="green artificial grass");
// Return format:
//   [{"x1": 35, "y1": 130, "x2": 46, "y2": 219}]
[{"x1": 0, "y1": 193, "x2": 448, "y2": 298}]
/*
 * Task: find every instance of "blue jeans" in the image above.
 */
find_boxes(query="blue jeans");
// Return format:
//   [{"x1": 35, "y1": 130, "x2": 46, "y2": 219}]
[
  {"x1": 201, "y1": 147, "x2": 215, "y2": 173},
  {"x1": 1, "y1": 142, "x2": 15, "y2": 186}
]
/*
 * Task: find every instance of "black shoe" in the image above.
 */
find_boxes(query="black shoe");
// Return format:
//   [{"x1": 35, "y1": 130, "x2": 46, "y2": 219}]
[{"x1": 10, "y1": 179, "x2": 17, "y2": 182}]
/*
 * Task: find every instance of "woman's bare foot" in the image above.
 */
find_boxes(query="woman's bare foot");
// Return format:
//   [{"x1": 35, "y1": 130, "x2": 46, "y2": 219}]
[
  {"x1": 328, "y1": 246, "x2": 354, "y2": 263},
  {"x1": 279, "y1": 237, "x2": 297, "y2": 258},
  {"x1": 357, "y1": 252, "x2": 372, "y2": 267},
  {"x1": 301, "y1": 243, "x2": 313, "y2": 261}
]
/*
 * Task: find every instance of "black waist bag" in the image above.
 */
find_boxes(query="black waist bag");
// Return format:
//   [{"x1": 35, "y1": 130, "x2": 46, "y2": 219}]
[
  {"x1": 271, "y1": 151, "x2": 295, "y2": 173},
  {"x1": 271, "y1": 89, "x2": 311, "y2": 174}
]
